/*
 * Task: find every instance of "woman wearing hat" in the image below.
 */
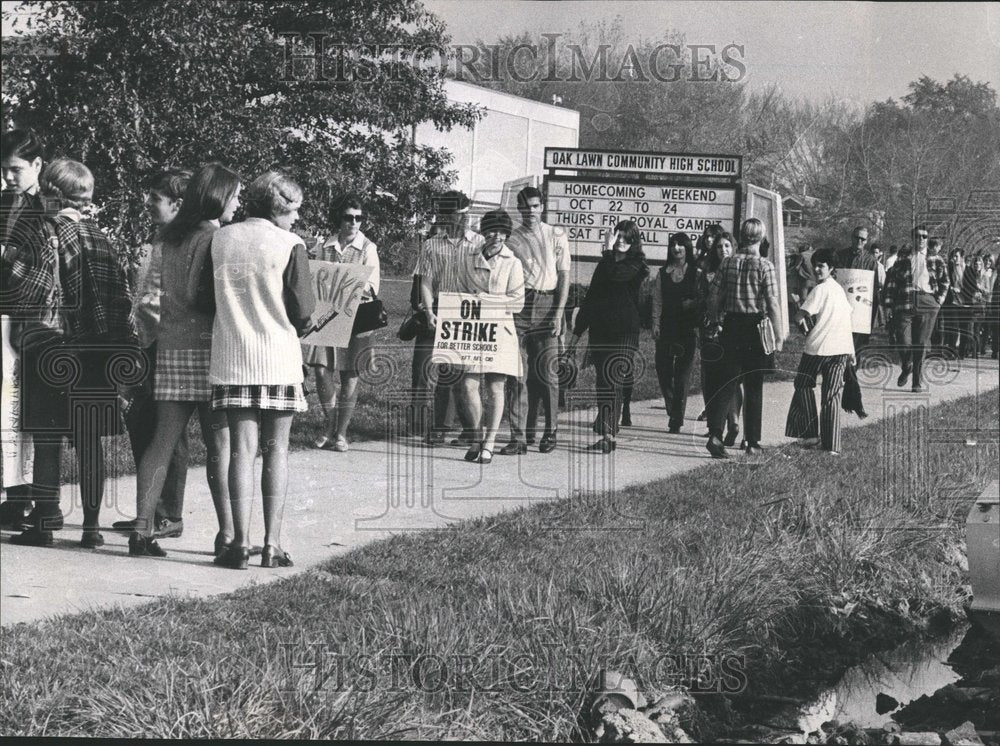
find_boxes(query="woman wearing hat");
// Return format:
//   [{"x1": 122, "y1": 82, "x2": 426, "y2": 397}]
[{"x1": 422, "y1": 209, "x2": 524, "y2": 464}]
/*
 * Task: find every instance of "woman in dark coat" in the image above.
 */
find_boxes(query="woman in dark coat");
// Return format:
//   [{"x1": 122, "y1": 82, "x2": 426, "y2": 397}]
[
  {"x1": 2, "y1": 158, "x2": 139, "y2": 547},
  {"x1": 651, "y1": 233, "x2": 701, "y2": 433},
  {"x1": 566, "y1": 220, "x2": 649, "y2": 453}
]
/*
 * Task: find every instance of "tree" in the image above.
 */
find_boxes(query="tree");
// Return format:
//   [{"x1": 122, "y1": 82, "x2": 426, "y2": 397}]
[
  {"x1": 1, "y1": 0, "x2": 481, "y2": 269},
  {"x1": 821, "y1": 75, "x2": 1000, "y2": 245}
]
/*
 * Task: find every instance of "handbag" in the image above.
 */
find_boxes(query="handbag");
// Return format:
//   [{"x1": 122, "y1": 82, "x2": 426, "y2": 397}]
[
  {"x1": 397, "y1": 308, "x2": 433, "y2": 341},
  {"x1": 351, "y1": 291, "x2": 388, "y2": 335}
]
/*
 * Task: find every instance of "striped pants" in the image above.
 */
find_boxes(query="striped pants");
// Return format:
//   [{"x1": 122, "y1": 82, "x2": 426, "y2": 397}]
[{"x1": 785, "y1": 353, "x2": 850, "y2": 452}]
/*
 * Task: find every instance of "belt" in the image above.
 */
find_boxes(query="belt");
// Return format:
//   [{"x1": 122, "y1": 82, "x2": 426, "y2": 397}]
[{"x1": 527, "y1": 288, "x2": 556, "y2": 296}]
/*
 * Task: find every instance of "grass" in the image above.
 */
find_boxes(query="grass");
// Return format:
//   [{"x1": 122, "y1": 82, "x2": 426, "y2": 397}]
[
  {"x1": 60, "y1": 274, "x2": 808, "y2": 481},
  {"x1": 5, "y1": 389, "x2": 997, "y2": 739}
]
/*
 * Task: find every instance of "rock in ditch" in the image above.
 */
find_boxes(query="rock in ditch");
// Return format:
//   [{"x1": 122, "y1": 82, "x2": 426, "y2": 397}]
[
  {"x1": 886, "y1": 733, "x2": 942, "y2": 746},
  {"x1": 599, "y1": 708, "x2": 671, "y2": 743},
  {"x1": 941, "y1": 721, "x2": 985, "y2": 746}
]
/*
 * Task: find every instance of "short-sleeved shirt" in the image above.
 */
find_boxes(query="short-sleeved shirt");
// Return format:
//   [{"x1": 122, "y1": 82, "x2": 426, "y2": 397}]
[
  {"x1": 413, "y1": 230, "x2": 485, "y2": 296},
  {"x1": 450, "y1": 244, "x2": 525, "y2": 314},
  {"x1": 800, "y1": 277, "x2": 855, "y2": 357},
  {"x1": 312, "y1": 229, "x2": 380, "y2": 299},
  {"x1": 505, "y1": 221, "x2": 570, "y2": 292}
]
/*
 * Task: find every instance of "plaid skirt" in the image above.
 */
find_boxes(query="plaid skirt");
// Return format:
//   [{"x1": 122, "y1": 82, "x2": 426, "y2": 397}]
[
  {"x1": 210, "y1": 384, "x2": 308, "y2": 412},
  {"x1": 154, "y1": 348, "x2": 213, "y2": 401}
]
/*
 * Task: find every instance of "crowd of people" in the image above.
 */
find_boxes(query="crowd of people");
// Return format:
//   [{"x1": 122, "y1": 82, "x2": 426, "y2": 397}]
[{"x1": 1, "y1": 126, "x2": 997, "y2": 565}]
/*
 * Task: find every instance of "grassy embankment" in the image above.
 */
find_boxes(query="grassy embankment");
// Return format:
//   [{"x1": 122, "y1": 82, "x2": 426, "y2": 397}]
[
  {"x1": 6, "y1": 389, "x2": 996, "y2": 739},
  {"x1": 62, "y1": 274, "x2": 808, "y2": 480}
]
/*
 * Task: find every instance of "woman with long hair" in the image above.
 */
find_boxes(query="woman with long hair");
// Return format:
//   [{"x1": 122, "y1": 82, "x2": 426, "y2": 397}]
[
  {"x1": 651, "y1": 233, "x2": 701, "y2": 433},
  {"x1": 209, "y1": 171, "x2": 315, "y2": 570},
  {"x1": 566, "y1": 220, "x2": 649, "y2": 453},
  {"x1": 698, "y1": 232, "x2": 742, "y2": 445},
  {"x1": 704, "y1": 218, "x2": 784, "y2": 458},
  {"x1": 128, "y1": 163, "x2": 241, "y2": 558},
  {"x1": 4, "y1": 159, "x2": 137, "y2": 547}
]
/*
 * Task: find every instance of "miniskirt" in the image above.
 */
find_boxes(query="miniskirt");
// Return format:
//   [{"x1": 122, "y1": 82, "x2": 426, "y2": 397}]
[
  {"x1": 210, "y1": 384, "x2": 308, "y2": 412},
  {"x1": 154, "y1": 348, "x2": 213, "y2": 401}
]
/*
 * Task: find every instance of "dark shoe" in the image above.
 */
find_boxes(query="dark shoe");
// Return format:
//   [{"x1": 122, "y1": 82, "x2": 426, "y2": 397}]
[
  {"x1": 723, "y1": 425, "x2": 740, "y2": 448},
  {"x1": 81, "y1": 530, "x2": 105, "y2": 549},
  {"x1": 896, "y1": 369, "x2": 911, "y2": 387},
  {"x1": 706, "y1": 436, "x2": 728, "y2": 460},
  {"x1": 477, "y1": 447, "x2": 494, "y2": 465},
  {"x1": 112, "y1": 518, "x2": 140, "y2": 532},
  {"x1": 668, "y1": 425, "x2": 681, "y2": 434},
  {"x1": 696, "y1": 409, "x2": 707, "y2": 422},
  {"x1": 464, "y1": 444, "x2": 481, "y2": 462},
  {"x1": 154, "y1": 517, "x2": 183, "y2": 538},
  {"x1": 10, "y1": 526, "x2": 53, "y2": 546},
  {"x1": 24, "y1": 509, "x2": 63, "y2": 532},
  {"x1": 214, "y1": 544, "x2": 249, "y2": 569},
  {"x1": 214, "y1": 532, "x2": 233, "y2": 558},
  {"x1": 539, "y1": 433, "x2": 558, "y2": 453},
  {"x1": 0, "y1": 500, "x2": 30, "y2": 529},
  {"x1": 587, "y1": 438, "x2": 616, "y2": 453},
  {"x1": 857, "y1": 409, "x2": 869, "y2": 420},
  {"x1": 526, "y1": 436, "x2": 536, "y2": 446},
  {"x1": 129, "y1": 532, "x2": 166, "y2": 557},
  {"x1": 500, "y1": 441, "x2": 527, "y2": 456},
  {"x1": 620, "y1": 413, "x2": 632, "y2": 427},
  {"x1": 261, "y1": 545, "x2": 294, "y2": 568},
  {"x1": 744, "y1": 442, "x2": 765, "y2": 456},
  {"x1": 912, "y1": 384, "x2": 928, "y2": 394}
]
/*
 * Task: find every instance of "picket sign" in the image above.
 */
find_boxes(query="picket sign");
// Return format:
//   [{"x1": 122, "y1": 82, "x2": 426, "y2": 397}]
[
  {"x1": 299, "y1": 261, "x2": 374, "y2": 349},
  {"x1": 835, "y1": 268, "x2": 875, "y2": 335},
  {"x1": 432, "y1": 292, "x2": 520, "y2": 376}
]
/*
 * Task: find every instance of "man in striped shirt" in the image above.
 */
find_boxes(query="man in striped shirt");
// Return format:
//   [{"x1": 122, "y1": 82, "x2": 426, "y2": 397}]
[{"x1": 413, "y1": 190, "x2": 485, "y2": 444}]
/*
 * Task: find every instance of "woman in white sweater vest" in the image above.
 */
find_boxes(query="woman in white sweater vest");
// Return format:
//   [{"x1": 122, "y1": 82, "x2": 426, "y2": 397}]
[{"x1": 209, "y1": 171, "x2": 316, "y2": 570}]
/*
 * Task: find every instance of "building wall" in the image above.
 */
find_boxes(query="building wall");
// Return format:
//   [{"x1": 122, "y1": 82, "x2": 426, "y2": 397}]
[{"x1": 415, "y1": 80, "x2": 579, "y2": 206}]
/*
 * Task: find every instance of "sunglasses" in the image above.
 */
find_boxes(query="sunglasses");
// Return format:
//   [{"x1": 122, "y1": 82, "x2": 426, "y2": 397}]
[
  {"x1": 916, "y1": 233, "x2": 928, "y2": 239},
  {"x1": 342, "y1": 214, "x2": 364, "y2": 223}
]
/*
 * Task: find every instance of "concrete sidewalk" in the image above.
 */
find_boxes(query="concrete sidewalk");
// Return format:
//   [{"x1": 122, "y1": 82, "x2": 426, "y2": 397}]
[{"x1": 2, "y1": 356, "x2": 998, "y2": 627}]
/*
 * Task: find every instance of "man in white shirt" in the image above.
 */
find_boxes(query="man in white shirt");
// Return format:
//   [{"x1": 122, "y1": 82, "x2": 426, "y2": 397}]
[
  {"x1": 785, "y1": 249, "x2": 855, "y2": 455},
  {"x1": 501, "y1": 186, "x2": 569, "y2": 455}
]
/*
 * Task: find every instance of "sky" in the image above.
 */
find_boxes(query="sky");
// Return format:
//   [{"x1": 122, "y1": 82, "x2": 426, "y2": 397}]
[
  {"x1": 422, "y1": 0, "x2": 1000, "y2": 106},
  {"x1": 3, "y1": 1, "x2": 997, "y2": 107}
]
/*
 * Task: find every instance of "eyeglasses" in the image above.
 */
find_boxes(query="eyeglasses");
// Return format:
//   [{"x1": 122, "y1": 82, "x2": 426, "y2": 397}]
[
  {"x1": 342, "y1": 214, "x2": 364, "y2": 223},
  {"x1": 916, "y1": 233, "x2": 928, "y2": 239}
]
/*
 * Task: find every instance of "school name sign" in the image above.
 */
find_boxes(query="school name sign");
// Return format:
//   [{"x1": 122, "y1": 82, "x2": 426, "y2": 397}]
[
  {"x1": 545, "y1": 148, "x2": 741, "y2": 178},
  {"x1": 543, "y1": 147, "x2": 742, "y2": 263}
]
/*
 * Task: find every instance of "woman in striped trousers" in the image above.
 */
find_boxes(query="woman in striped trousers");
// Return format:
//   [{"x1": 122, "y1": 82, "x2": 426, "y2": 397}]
[{"x1": 785, "y1": 250, "x2": 855, "y2": 455}]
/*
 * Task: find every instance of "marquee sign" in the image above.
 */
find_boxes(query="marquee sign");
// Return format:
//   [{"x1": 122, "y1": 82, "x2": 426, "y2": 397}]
[{"x1": 543, "y1": 147, "x2": 742, "y2": 264}]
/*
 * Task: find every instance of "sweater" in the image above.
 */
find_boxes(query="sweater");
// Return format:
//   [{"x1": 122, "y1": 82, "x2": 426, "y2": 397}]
[
  {"x1": 159, "y1": 221, "x2": 216, "y2": 351},
  {"x1": 209, "y1": 218, "x2": 315, "y2": 385},
  {"x1": 573, "y1": 254, "x2": 649, "y2": 342}
]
